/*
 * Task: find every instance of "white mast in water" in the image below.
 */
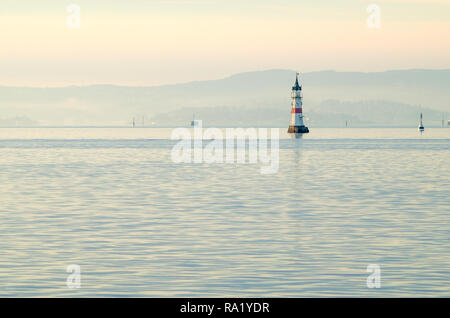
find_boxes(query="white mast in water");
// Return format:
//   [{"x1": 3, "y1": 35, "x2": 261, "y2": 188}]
[{"x1": 418, "y1": 113, "x2": 424, "y2": 132}]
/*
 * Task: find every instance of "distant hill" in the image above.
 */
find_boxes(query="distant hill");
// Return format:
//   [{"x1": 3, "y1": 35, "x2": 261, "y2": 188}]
[
  {"x1": 0, "y1": 69, "x2": 449, "y2": 126},
  {"x1": 0, "y1": 116, "x2": 38, "y2": 127}
]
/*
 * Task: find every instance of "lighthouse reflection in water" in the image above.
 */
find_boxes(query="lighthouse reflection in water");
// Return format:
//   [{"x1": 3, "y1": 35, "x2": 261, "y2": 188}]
[{"x1": 291, "y1": 132, "x2": 304, "y2": 139}]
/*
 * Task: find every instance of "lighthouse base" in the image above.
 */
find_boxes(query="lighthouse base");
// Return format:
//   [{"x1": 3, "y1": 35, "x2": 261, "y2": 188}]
[{"x1": 288, "y1": 125, "x2": 309, "y2": 134}]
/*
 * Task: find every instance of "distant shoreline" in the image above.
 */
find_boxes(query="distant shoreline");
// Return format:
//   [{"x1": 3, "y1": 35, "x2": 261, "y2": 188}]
[{"x1": 1, "y1": 126, "x2": 449, "y2": 129}]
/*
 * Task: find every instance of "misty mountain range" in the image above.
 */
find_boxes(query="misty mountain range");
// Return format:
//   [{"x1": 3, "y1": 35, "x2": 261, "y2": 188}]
[{"x1": 0, "y1": 69, "x2": 449, "y2": 127}]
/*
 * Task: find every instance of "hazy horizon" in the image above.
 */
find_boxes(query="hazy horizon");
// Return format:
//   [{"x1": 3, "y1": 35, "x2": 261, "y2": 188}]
[{"x1": 1, "y1": 69, "x2": 449, "y2": 127}]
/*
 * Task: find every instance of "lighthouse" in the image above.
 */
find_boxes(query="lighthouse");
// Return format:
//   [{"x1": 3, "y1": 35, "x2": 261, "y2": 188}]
[{"x1": 288, "y1": 73, "x2": 309, "y2": 134}]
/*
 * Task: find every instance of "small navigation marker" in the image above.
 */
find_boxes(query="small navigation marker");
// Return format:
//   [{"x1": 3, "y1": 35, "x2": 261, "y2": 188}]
[
  {"x1": 418, "y1": 113, "x2": 424, "y2": 132},
  {"x1": 191, "y1": 114, "x2": 200, "y2": 127}
]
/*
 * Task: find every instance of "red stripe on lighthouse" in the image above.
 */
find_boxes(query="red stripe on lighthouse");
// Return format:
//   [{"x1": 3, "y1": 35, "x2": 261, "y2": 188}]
[{"x1": 291, "y1": 108, "x2": 302, "y2": 113}]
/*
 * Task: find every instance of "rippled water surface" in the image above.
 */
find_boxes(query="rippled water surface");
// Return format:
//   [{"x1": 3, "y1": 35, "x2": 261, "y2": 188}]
[{"x1": 0, "y1": 128, "x2": 449, "y2": 297}]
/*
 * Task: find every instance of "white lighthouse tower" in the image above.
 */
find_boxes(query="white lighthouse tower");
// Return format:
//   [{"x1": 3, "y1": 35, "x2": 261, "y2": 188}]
[{"x1": 288, "y1": 73, "x2": 309, "y2": 134}]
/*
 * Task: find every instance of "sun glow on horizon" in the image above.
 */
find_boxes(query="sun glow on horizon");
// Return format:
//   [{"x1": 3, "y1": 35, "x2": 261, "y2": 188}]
[{"x1": 0, "y1": 0, "x2": 449, "y2": 86}]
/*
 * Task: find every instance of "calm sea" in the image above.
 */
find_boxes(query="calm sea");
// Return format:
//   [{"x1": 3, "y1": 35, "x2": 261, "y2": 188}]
[{"x1": 0, "y1": 128, "x2": 449, "y2": 297}]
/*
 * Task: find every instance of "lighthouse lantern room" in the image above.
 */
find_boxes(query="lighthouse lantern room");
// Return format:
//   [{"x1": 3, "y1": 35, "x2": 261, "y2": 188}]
[{"x1": 288, "y1": 73, "x2": 309, "y2": 134}]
